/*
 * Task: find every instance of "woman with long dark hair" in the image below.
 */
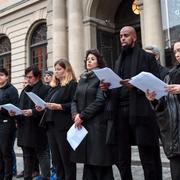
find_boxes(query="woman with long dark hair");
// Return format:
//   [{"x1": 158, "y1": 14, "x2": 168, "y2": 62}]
[{"x1": 71, "y1": 49, "x2": 115, "y2": 180}]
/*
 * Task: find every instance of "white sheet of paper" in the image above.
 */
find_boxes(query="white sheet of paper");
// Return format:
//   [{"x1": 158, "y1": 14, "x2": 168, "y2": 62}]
[
  {"x1": 129, "y1": 71, "x2": 168, "y2": 99},
  {"x1": 67, "y1": 124, "x2": 88, "y2": 151},
  {"x1": 93, "y1": 67, "x2": 122, "y2": 89},
  {"x1": 26, "y1": 92, "x2": 46, "y2": 108},
  {"x1": 1, "y1": 103, "x2": 22, "y2": 115}
]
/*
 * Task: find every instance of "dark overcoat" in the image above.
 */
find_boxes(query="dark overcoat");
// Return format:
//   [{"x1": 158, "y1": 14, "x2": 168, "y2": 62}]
[
  {"x1": 17, "y1": 80, "x2": 49, "y2": 148},
  {"x1": 71, "y1": 72, "x2": 115, "y2": 166},
  {"x1": 158, "y1": 65, "x2": 180, "y2": 158},
  {"x1": 44, "y1": 80, "x2": 77, "y2": 130},
  {"x1": 0, "y1": 82, "x2": 19, "y2": 122},
  {"x1": 0, "y1": 83, "x2": 19, "y2": 132},
  {"x1": 106, "y1": 45, "x2": 161, "y2": 146}
]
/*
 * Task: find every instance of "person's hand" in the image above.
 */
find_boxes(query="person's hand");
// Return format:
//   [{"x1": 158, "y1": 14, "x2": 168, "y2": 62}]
[
  {"x1": 120, "y1": 79, "x2": 133, "y2": 90},
  {"x1": 22, "y1": 109, "x2": 33, "y2": 117},
  {"x1": 45, "y1": 103, "x2": 62, "y2": 110},
  {"x1": 165, "y1": 84, "x2": 180, "y2": 94},
  {"x1": 99, "y1": 80, "x2": 111, "y2": 91},
  {"x1": 145, "y1": 89, "x2": 156, "y2": 101},
  {"x1": 9, "y1": 110, "x2": 16, "y2": 116},
  {"x1": 35, "y1": 105, "x2": 44, "y2": 112},
  {"x1": 74, "y1": 114, "x2": 83, "y2": 129}
]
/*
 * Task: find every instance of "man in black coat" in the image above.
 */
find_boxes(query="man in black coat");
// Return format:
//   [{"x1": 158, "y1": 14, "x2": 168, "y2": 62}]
[
  {"x1": 101, "y1": 26, "x2": 162, "y2": 180},
  {"x1": 0, "y1": 68, "x2": 19, "y2": 180},
  {"x1": 17, "y1": 66, "x2": 50, "y2": 180}
]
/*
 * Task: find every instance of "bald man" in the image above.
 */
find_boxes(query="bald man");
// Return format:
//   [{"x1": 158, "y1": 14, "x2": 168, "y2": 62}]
[{"x1": 102, "y1": 26, "x2": 162, "y2": 180}]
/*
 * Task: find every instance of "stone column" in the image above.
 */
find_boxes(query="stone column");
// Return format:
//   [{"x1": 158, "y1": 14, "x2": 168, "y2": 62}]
[
  {"x1": 136, "y1": 0, "x2": 145, "y2": 47},
  {"x1": 142, "y1": 0, "x2": 165, "y2": 65},
  {"x1": 67, "y1": 0, "x2": 84, "y2": 78},
  {"x1": 53, "y1": 0, "x2": 67, "y2": 63},
  {"x1": 83, "y1": 19, "x2": 97, "y2": 51}
]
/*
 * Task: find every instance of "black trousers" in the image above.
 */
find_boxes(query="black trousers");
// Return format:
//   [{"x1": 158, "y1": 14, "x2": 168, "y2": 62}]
[
  {"x1": 169, "y1": 156, "x2": 180, "y2": 180},
  {"x1": 83, "y1": 164, "x2": 114, "y2": 180},
  {"x1": 33, "y1": 155, "x2": 40, "y2": 173},
  {"x1": 22, "y1": 146, "x2": 50, "y2": 180},
  {"x1": 47, "y1": 124, "x2": 76, "y2": 180},
  {"x1": 0, "y1": 122, "x2": 15, "y2": 180},
  {"x1": 116, "y1": 105, "x2": 162, "y2": 180}
]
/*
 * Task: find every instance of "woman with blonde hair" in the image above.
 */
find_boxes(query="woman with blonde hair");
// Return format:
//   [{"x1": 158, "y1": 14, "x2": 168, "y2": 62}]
[{"x1": 37, "y1": 59, "x2": 77, "y2": 180}]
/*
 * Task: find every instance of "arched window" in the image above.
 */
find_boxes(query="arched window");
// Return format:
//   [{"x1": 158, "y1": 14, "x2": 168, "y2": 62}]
[
  {"x1": 30, "y1": 23, "x2": 47, "y2": 72},
  {"x1": 0, "y1": 36, "x2": 11, "y2": 80}
]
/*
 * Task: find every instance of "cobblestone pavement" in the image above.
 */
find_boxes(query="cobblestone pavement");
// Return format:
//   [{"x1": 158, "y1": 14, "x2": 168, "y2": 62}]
[{"x1": 14, "y1": 144, "x2": 171, "y2": 180}]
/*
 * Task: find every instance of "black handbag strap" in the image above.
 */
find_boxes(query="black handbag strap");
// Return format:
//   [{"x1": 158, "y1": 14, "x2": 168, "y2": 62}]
[{"x1": 39, "y1": 87, "x2": 60, "y2": 127}]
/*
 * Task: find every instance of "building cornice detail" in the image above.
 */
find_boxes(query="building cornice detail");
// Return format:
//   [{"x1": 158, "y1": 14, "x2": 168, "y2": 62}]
[{"x1": 0, "y1": 0, "x2": 46, "y2": 18}]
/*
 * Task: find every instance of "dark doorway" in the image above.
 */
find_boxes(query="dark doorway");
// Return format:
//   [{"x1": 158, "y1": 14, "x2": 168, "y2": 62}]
[
  {"x1": 96, "y1": 0, "x2": 141, "y2": 69},
  {"x1": 97, "y1": 30, "x2": 119, "y2": 69}
]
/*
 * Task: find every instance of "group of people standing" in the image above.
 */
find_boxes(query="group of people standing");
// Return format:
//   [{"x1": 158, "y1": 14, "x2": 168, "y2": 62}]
[{"x1": 0, "y1": 25, "x2": 180, "y2": 180}]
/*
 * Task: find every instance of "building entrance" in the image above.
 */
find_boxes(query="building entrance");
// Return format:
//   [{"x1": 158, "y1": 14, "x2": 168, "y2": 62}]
[{"x1": 91, "y1": 0, "x2": 141, "y2": 68}]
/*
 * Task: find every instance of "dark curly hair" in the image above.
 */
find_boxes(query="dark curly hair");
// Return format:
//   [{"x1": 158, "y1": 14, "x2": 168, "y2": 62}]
[{"x1": 84, "y1": 49, "x2": 106, "y2": 69}]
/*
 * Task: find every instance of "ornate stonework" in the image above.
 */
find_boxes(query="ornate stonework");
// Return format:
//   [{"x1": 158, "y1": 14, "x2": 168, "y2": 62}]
[{"x1": 0, "y1": 0, "x2": 27, "y2": 11}]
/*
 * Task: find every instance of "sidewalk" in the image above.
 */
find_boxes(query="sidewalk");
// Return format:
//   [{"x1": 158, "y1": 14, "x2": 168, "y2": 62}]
[{"x1": 14, "y1": 143, "x2": 171, "y2": 180}]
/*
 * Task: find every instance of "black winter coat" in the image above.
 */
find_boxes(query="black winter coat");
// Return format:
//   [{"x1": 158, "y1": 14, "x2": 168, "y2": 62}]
[
  {"x1": 106, "y1": 45, "x2": 160, "y2": 146},
  {"x1": 44, "y1": 80, "x2": 77, "y2": 130},
  {"x1": 0, "y1": 83, "x2": 19, "y2": 126},
  {"x1": 17, "y1": 80, "x2": 49, "y2": 148},
  {"x1": 71, "y1": 71, "x2": 115, "y2": 166},
  {"x1": 157, "y1": 65, "x2": 180, "y2": 158}
]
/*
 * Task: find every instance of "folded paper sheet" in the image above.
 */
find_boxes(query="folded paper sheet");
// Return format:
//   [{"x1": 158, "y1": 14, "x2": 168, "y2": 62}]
[
  {"x1": 67, "y1": 124, "x2": 88, "y2": 150},
  {"x1": 26, "y1": 92, "x2": 46, "y2": 108},
  {"x1": 1, "y1": 103, "x2": 22, "y2": 115},
  {"x1": 93, "y1": 67, "x2": 122, "y2": 89},
  {"x1": 129, "y1": 71, "x2": 168, "y2": 99}
]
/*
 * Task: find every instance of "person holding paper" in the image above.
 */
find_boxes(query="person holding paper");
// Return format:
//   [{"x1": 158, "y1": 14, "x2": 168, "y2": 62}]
[
  {"x1": 36, "y1": 59, "x2": 77, "y2": 180},
  {"x1": 146, "y1": 41, "x2": 180, "y2": 180},
  {"x1": 16, "y1": 78, "x2": 40, "y2": 179},
  {"x1": 100, "y1": 26, "x2": 162, "y2": 180},
  {"x1": 16, "y1": 65, "x2": 50, "y2": 180},
  {"x1": 71, "y1": 49, "x2": 115, "y2": 180},
  {"x1": 0, "y1": 68, "x2": 19, "y2": 180}
]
